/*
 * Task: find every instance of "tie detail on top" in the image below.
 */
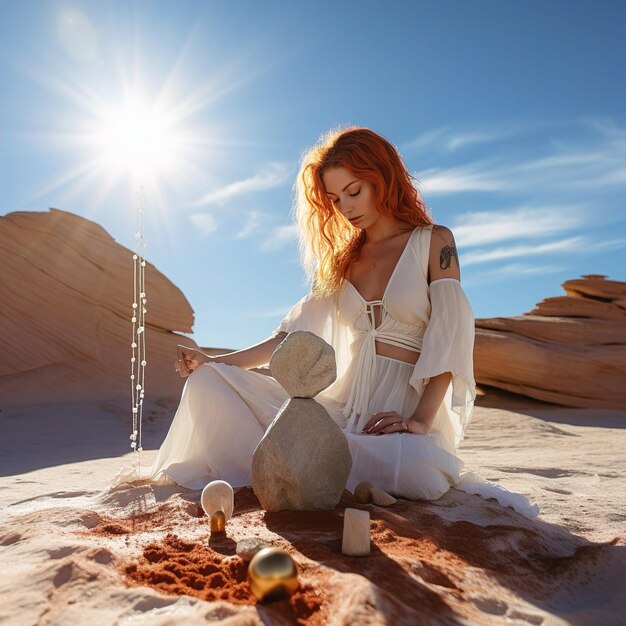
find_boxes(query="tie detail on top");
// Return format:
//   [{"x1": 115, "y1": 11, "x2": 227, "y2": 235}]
[{"x1": 344, "y1": 297, "x2": 425, "y2": 432}]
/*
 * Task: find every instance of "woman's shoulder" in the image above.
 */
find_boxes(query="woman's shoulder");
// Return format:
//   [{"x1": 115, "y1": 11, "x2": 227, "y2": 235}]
[
  {"x1": 430, "y1": 223, "x2": 455, "y2": 241},
  {"x1": 409, "y1": 222, "x2": 456, "y2": 246},
  {"x1": 427, "y1": 224, "x2": 460, "y2": 281}
]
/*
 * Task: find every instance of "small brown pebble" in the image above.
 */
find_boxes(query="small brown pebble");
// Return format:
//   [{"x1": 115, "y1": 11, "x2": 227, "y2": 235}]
[
  {"x1": 371, "y1": 487, "x2": 396, "y2": 507},
  {"x1": 236, "y1": 538, "x2": 269, "y2": 562},
  {"x1": 353, "y1": 482, "x2": 373, "y2": 504}
]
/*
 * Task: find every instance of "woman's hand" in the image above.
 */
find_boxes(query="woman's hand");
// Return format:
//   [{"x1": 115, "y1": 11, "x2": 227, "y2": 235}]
[
  {"x1": 175, "y1": 345, "x2": 211, "y2": 378},
  {"x1": 362, "y1": 411, "x2": 429, "y2": 435}
]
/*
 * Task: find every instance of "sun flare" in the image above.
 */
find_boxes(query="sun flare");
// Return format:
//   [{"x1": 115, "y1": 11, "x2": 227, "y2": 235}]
[
  {"x1": 18, "y1": 7, "x2": 261, "y2": 213},
  {"x1": 92, "y1": 96, "x2": 182, "y2": 180}
]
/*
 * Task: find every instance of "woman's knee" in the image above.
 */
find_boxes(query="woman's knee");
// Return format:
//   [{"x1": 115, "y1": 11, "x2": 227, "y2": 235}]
[
  {"x1": 186, "y1": 362, "x2": 224, "y2": 388},
  {"x1": 398, "y1": 464, "x2": 450, "y2": 501}
]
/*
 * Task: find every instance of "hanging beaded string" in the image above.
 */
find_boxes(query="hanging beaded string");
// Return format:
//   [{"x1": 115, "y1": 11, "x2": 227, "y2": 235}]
[{"x1": 130, "y1": 186, "x2": 147, "y2": 475}]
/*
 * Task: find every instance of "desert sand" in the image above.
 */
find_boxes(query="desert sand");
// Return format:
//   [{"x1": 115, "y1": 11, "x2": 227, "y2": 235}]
[{"x1": 1, "y1": 391, "x2": 624, "y2": 626}]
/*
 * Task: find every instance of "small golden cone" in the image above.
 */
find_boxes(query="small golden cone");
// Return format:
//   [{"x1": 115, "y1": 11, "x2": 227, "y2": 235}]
[{"x1": 210, "y1": 510, "x2": 226, "y2": 533}]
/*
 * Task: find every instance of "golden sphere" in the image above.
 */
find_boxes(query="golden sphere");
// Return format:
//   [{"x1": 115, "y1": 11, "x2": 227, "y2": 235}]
[
  {"x1": 353, "y1": 481, "x2": 373, "y2": 504},
  {"x1": 210, "y1": 510, "x2": 226, "y2": 533},
  {"x1": 248, "y1": 547, "x2": 298, "y2": 602}
]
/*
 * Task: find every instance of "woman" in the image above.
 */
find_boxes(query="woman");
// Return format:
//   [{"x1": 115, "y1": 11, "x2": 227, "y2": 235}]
[{"x1": 146, "y1": 127, "x2": 538, "y2": 516}]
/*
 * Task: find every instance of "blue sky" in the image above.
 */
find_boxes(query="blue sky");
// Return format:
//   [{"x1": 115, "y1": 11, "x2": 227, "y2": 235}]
[{"x1": 1, "y1": 0, "x2": 625, "y2": 349}]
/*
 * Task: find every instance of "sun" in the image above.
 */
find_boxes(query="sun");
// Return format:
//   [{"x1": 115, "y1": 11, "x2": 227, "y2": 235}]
[
  {"x1": 91, "y1": 94, "x2": 183, "y2": 182},
  {"x1": 16, "y1": 3, "x2": 271, "y2": 214}
]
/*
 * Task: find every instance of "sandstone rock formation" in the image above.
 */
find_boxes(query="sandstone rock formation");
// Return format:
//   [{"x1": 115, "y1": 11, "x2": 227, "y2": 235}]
[
  {"x1": 252, "y1": 331, "x2": 352, "y2": 511},
  {"x1": 474, "y1": 274, "x2": 626, "y2": 409},
  {"x1": 0, "y1": 209, "x2": 196, "y2": 404}
]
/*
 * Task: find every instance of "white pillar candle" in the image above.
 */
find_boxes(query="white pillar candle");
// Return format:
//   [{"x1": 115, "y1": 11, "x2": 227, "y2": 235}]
[
  {"x1": 342, "y1": 508, "x2": 370, "y2": 556},
  {"x1": 201, "y1": 480, "x2": 234, "y2": 521}
]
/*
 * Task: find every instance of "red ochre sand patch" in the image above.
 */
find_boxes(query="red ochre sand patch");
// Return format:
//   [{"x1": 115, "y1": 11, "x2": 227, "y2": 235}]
[
  {"x1": 89, "y1": 489, "x2": 335, "y2": 624},
  {"x1": 88, "y1": 487, "x2": 617, "y2": 625}
]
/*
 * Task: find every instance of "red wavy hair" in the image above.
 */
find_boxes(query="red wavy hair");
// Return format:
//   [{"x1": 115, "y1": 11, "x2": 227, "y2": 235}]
[{"x1": 295, "y1": 126, "x2": 433, "y2": 296}]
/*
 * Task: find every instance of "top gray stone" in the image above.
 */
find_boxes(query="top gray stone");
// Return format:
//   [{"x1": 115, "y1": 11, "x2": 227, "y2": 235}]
[{"x1": 269, "y1": 331, "x2": 336, "y2": 398}]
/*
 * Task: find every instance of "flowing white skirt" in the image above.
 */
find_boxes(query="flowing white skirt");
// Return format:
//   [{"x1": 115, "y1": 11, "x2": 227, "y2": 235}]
[
  {"x1": 148, "y1": 356, "x2": 460, "y2": 499},
  {"x1": 124, "y1": 357, "x2": 539, "y2": 517}
]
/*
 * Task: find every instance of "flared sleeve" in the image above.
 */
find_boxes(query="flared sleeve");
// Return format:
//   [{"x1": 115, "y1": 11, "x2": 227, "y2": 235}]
[
  {"x1": 273, "y1": 290, "x2": 354, "y2": 381},
  {"x1": 274, "y1": 291, "x2": 333, "y2": 339},
  {"x1": 409, "y1": 278, "x2": 476, "y2": 449}
]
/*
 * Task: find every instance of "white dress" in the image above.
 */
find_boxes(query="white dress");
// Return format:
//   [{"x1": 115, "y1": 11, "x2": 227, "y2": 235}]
[{"x1": 117, "y1": 227, "x2": 539, "y2": 518}]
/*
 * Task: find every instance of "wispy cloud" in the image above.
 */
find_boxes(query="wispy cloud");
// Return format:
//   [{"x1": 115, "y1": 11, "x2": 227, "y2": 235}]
[
  {"x1": 194, "y1": 161, "x2": 293, "y2": 207},
  {"x1": 235, "y1": 210, "x2": 267, "y2": 239},
  {"x1": 415, "y1": 161, "x2": 503, "y2": 193},
  {"x1": 402, "y1": 120, "x2": 547, "y2": 154},
  {"x1": 409, "y1": 120, "x2": 626, "y2": 197},
  {"x1": 584, "y1": 238, "x2": 626, "y2": 253},
  {"x1": 402, "y1": 128, "x2": 449, "y2": 153},
  {"x1": 189, "y1": 212, "x2": 217, "y2": 235},
  {"x1": 574, "y1": 116, "x2": 626, "y2": 147},
  {"x1": 418, "y1": 146, "x2": 626, "y2": 196},
  {"x1": 261, "y1": 224, "x2": 299, "y2": 252},
  {"x1": 403, "y1": 127, "x2": 502, "y2": 154},
  {"x1": 452, "y1": 206, "x2": 585, "y2": 248},
  {"x1": 409, "y1": 121, "x2": 626, "y2": 285},
  {"x1": 445, "y1": 131, "x2": 502, "y2": 151},
  {"x1": 463, "y1": 263, "x2": 565, "y2": 287},
  {"x1": 460, "y1": 236, "x2": 584, "y2": 266}
]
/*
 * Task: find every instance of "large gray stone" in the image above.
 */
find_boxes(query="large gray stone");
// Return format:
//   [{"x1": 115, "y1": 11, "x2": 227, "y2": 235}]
[
  {"x1": 251, "y1": 398, "x2": 352, "y2": 511},
  {"x1": 269, "y1": 331, "x2": 336, "y2": 398}
]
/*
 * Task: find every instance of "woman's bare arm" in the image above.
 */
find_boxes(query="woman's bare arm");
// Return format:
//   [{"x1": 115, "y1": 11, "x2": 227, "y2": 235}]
[
  {"x1": 177, "y1": 331, "x2": 288, "y2": 378},
  {"x1": 208, "y1": 331, "x2": 288, "y2": 370},
  {"x1": 408, "y1": 371, "x2": 452, "y2": 431},
  {"x1": 408, "y1": 225, "x2": 460, "y2": 432}
]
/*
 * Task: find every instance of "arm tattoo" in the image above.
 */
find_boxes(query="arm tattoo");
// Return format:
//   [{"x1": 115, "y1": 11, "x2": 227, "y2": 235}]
[{"x1": 439, "y1": 243, "x2": 457, "y2": 270}]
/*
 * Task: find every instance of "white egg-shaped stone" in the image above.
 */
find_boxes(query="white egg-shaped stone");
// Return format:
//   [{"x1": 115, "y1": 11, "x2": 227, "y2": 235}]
[{"x1": 201, "y1": 480, "x2": 234, "y2": 521}]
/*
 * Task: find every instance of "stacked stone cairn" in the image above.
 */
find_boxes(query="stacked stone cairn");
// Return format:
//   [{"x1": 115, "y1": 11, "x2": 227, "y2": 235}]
[{"x1": 251, "y1": 331, "x2": 353, "y2": 512}]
